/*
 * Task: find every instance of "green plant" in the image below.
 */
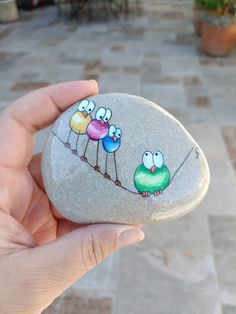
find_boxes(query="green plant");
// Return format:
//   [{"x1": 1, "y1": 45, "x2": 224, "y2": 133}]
[{"x1": 195, "y1": 0, "x2": 236, "y2": 14}]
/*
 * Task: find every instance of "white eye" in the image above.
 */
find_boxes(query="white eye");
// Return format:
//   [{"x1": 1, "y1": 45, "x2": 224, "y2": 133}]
[
  {"x1": 142, "y1": 151, "x2": 154, "y2": 169},
  {"x1": 96, "y1": 107, "x2": 106, "y2": 120},
  {"x1": 103, "y1": 109, "x2": 112, "y2": 122},
  {"x1": 116, "y1": 128, "x2": 122, "y2": 138},
  {"x1": 78, "y1": 100, "x2": 89, "y2": 112},
  {"x1": 86, "y1": 101, "x2": 95, "y2": 114},
  {"x1": 109, "y1": 125, "x2": 116, "y2": 137},
  {"x1": 153, "y1": 151, "x2": 164, "y2": 168}
]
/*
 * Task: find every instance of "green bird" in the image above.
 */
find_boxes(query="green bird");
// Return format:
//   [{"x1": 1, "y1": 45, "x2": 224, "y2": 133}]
[{"x1": 134, "y1": 151, "x2": 170, "y2": 197}]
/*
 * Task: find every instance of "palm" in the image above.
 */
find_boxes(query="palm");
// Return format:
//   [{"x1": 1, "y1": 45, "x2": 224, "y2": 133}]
[
  {"x1": 8, "y1": 162, "x2": 57, "y2": 245},
  {"x1": 0, "y1": 81, "x2": 97, "y2": 248},
  {"x1": 0, "y1": 81, "x2": 144, "y2": 314}
]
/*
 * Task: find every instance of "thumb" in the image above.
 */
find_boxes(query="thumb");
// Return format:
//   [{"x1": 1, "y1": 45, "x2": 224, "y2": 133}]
[{"x1": 28, "y1": 223, "x2": 144, "y2": 309}]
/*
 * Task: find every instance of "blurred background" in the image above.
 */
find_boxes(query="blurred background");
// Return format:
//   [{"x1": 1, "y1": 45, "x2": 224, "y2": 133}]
[{"x1": 0, "y1": 0, "x2": 236, "y2": 313}]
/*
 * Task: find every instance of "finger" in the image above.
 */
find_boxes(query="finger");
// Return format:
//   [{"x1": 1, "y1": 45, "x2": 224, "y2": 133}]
[
  {"x1": 0, "y1": 80, "x2": 99, "y2": 168},
  {"x1": 56, "y1": 219, "x2": 87, "y2": 237},
  {"x1": 28, "y1": 224, "x2": 144, "y2": 310},
  {"x1": 28, "y1": 153, "x2": 44, "y2": 190},
  {"x1": 27, "y1": 153, "x2": 68, "y2": 220},
  {"x1": 6, "y1": 80, "x2": 99, "y2": 133}
]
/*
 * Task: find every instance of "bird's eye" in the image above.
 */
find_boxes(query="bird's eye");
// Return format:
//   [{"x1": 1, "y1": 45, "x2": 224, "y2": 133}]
[
  {"x1": 78, "y1": 99, "x2": 89, "y2": 112},
  {"x1": 115, "y1": 128, "x2": 122, "y2": 138},
  {"x1": 96, "y1": 107, "x2": 106, "y2": 120},
  {"x1": 86, "y1": 101, "x2": 95, "y2": 114},
  {"x1": 109, "y1": 125, "x2": 116, "y2": 137},
  {"x1": 153, "y1": 151, "x2": 164, "y2": 168},
  {"x1": 142, "y1": 151, "x2": 153, "y2": 169},
  {"x1": 103, "y1": 109, "x2": 112, "y2": 122}
]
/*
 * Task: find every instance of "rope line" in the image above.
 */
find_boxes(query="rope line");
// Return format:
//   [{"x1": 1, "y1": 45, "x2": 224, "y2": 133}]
[
  {"x1": 51, "y1": 131, "x2": 139, "y2": 194},
  {"x1": 168, "y1": 144, "x2": 196, "y2": 186},
  {"x1": 51, "y1": 131, "x2": 196, "y2": 195}
]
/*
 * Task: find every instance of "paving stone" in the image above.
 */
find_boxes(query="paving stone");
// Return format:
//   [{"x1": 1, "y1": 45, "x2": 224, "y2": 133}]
[
  {"x1": 161, "y1": 56, "x2": 201, "y2": 75},
  {"x1": 222, "y1": 127, "x2": 236, "y2": 176},
  {"x1": 0, "y1": 28, "x2": 12, "y2": 40},
  {"x1": 140, "y1": 83, "x2": 187, "y2": 110},
  {"x1": 140, "y1": 210, "x2": 212, "y2": 253},
  {"x1": 44, "y1": 254, "x2": 120, "y2": 314},
  {"x1": 214, "y1": 253, "x2": 236, "y2": 306},
  {"x1": 99, "y1": 73, "x2": 140, "y2": 94},
  {"x1": 222, "y1": 305, "x2": 236, "y2": 314},
  {"x1": 11, "y1": 81, "x2": 50, "y2": 91},
  {"x1": 115, "y1": 246, "x2": 221, "y2": 314},
  {"x1": 208, "y1": 216, "x2": 236, "y2": 254},
  {"x1": 183, "y1": 75, "x2": 203, "y2": 87}
]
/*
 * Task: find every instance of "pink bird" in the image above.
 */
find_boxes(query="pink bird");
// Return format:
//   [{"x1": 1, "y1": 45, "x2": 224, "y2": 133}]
[{"x1": 80, "y1": 107, "x2": 112, "y2": 172}]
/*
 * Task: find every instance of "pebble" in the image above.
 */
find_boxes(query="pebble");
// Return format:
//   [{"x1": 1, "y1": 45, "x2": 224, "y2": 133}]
[{"x1": 41, "y1": 93, "x2": 210, "y2": 224}]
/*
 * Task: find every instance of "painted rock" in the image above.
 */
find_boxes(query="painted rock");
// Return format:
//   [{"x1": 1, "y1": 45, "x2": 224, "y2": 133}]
[{"x1": 41, "y1": 94, "x2": 210, "y2": 224}]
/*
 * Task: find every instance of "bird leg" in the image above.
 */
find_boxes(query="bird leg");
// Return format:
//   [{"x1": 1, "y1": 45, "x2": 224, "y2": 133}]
[
  {"x1": 94, "y1": 140, "x2": 100, "y2": 172},
  {"x1": 65, "y1": 128, "x2": 72, "y2": 148},
  {"x1": 104, "y1": 152, "x2": 111, "y2": 179},
  {"x1": 154, "y1": 191, "x2": 162, "y2": 197},
  {"x1": 142, "y1": 192, "x2": 151, "y2": 197},
  {"x1": 80, "y1": 138, "x2": 90, "y2": 162},
  {"x1": 114, "y1": 152, "x2": 121, "y2": 186},
  {"x1": 72, "y1": 132, "x2": 80, "y2": 155}
]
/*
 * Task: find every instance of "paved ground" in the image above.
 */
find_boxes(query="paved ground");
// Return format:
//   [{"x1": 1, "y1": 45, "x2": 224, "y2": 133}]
[{"x1": 0, "y1": 1, "x2": 236, "y2": 313}]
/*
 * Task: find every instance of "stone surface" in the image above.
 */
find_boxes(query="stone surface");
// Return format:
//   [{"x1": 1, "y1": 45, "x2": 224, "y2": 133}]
[{"x1": 42, "y1": 93, "x2": 210, "y2": 224}]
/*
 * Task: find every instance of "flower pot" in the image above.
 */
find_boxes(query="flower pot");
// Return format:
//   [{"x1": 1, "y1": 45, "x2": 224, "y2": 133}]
[
  {"x1": 201, "y1": 15, "x2": 236, "y2": 57},
  {"x1": 0, "y1": 0, "x2": 19, "y2": 23}
]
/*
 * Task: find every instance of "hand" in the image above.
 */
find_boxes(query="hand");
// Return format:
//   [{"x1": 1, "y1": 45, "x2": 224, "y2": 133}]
[{"x1": 0, "y1": 81, "x2": 145, "y2": 314}]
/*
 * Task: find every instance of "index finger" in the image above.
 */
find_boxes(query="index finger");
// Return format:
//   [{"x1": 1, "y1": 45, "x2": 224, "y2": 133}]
[{"x1": 0, "y1": 80, "x2": 99, "y2": 167}]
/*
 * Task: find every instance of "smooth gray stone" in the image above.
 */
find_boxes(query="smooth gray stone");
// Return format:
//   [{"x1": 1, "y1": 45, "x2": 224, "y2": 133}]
[{"x1": 41, "y1": 93, "x2": 210, "y2": 224}]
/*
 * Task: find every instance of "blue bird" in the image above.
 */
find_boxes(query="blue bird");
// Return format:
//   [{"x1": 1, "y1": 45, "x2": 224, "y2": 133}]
[{"x1": 102, "y1": 125, "x2": 122, "y2": 186}]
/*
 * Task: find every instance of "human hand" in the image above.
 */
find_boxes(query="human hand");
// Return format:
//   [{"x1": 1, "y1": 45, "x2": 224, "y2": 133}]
[{"x1": 0, "y1": 80, "x2": 145, "y2": 314}]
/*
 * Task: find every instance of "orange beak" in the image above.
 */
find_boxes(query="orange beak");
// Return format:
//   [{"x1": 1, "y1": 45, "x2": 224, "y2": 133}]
[
  {"x1": 83, "y1": 111, "x2": 88, "y2": 118},
  {"x1": 113, "y1": 135, "x2": 117, "y2": 142},
  {"x1": 99, "y1": 120, "x2": 104, "y2": 126},
  {"x1": 151, "y1": 165, "x2": 157, "y2": 173}
]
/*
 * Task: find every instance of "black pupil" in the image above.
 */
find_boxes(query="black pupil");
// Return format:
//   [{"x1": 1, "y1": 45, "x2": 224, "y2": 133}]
[
  {"x1": 89, "y1": 109, "x2": 91, "y2": 111},
  {"x1": 82, "y1": 107, "x2": 84, "y2": 109},
  {"x1": 100, "y1": 116, "x2": 102, "y2": 119},
  {"x1": 145, "y1": 153, "x2": 148, "y2": 156},
  {"x1": 155, "y1": 153, "x2": 158, "y2": 155},
  {"x1": 105, "y1": 118, "x2": 108, "y2": 121}
]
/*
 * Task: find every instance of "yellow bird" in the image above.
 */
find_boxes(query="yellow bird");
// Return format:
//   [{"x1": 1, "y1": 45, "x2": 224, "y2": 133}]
[
  {"x1": 65, "y1": 99, "x2": 95, "y2": 155},
  {"x1": 70, "y1": 110, "x2": 92, "y2": 134}
]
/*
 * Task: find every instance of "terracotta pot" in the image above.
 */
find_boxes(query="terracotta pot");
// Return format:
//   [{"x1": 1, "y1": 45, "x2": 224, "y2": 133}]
[
  {"x1": 201, "y1": 21, "x2": 236, "y2": 57},
  {"x1": 0, "y1": 0, "x2": 19, "y2": 23}
]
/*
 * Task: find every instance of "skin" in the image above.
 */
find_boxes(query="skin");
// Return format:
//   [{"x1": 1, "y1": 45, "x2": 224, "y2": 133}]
[{"x1": 0, "y1": 80, "x2": 144, "y2": 314}]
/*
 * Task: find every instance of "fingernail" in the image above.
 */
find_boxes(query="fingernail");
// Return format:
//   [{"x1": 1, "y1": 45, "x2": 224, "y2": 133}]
[
  {"x1": 89, "y1": 79, "x2": 97, "y2": 84},
  {"x1": 118, "y1": 228, "x2": 145, "y2": 249}
]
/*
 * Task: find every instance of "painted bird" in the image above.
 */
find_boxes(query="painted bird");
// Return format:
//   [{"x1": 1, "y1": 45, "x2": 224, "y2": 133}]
[
  {"x1": 102, "y1": 125, "x2": 122, "y2": 186},
  {"x1": 134, "y1": 151, "x2": 170, "y2": 197},
  {"x1": 80, "y1": 107, "x2": 112, "y2": 172},
  {"x1": 65, "y1": 99, "x2": 95, "y2": 155}
]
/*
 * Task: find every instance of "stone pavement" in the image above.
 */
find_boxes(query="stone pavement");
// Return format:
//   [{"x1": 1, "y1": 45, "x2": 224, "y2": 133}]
[{"x1": 0, "y1": 1, "x2": 236, "y2": 313}]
